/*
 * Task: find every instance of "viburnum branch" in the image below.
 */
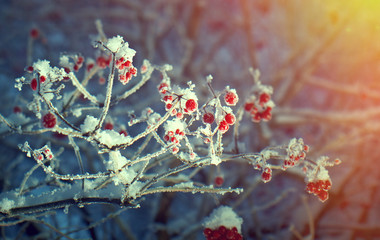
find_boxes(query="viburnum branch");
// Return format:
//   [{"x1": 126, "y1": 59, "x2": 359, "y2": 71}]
[
  {"x1": 93, "y1": 53, "x2": 116, "y2": 133},
  {"x1": 140, "y1": 185, "x2": 243, "y2": 196},
  {"x1": 68, "y1": 73, "x2": 100, "y2": 105},
  {"x1": 2, "y1": 197, "x2": 135, "y2": 217}
]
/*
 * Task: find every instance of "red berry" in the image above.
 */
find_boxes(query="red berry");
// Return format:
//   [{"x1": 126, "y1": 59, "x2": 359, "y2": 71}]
[
  {"x1": 224, "y1": 113, "x2": 236, "y2": 125},
  {"x1": 42, "y1": 113, "x2": 56, "y2": 128},
  {"x1": 13, "y1": 106, "x2": 22, "y2": 113},
  {"x1": 129, "y1": 67, "x2": 137, "y2": 75},
  {"x1": 40, "y1": 75, "x2": 46, "y2": 83},
  {"x1": 123, "y1": 60, "x2": 132, "y2": 68},
  {"x1": 176, "y1": 112, "x2": 183, "y2": 119},
  {"x1": 261, "y1": 167, "x2": 272, "y2": 182},
  {"x1": 172, "y1": 146, "x2": 179, "y2": 154},
  {"x1": 104, "y1": 122, "x2": 114, "y2": 130},
  {"x1": 158, "y1": 82, "x2": 169, "y2": 94},
  {"x1": 244, "y1": 102, "x2": 254, "y2": 111},
  {"x1": 26, "y1": 66, "x2": 34, "y2": 73},
  {"x1": 214, "y1": 176, "x2": 224, "y2": 186},
  {"x1": 87, "y1": 63, "x2": 94, "y2": 72},
  {"x1": 99, "y1": 77, "x2": 106, "y2": 85},
  {"x1": 224, "y1": 90, "x2": 238, "y2": 106},
  {"x1": 218, "y1": 120, "x2": 229, "y2": 133},
  {"x1": 119, "y1": 130, "x2": 128, "y2": 136},
  {"x1": 96, "y1": 56, "x2": 108, "y2": 69},
  {"x1": 259, "y1": 92, "x2": 271, "y2": 104},
  {"x1": 252, "y1": 112, "x2": 261, "y2": 123},
  {"x1": 203, "y1": 228, "x2": 213, "y2": 237},
  {"x1": 163, "y1": 95, "x2": 173, "y2": 102},
  {"x1": 30, "y1": 28, "x2": 39, "y2": 39},
  {"x1": 165, "y1": 103, "x2": 172, "y2": 110},
  {"x1": 261, "y1": 107, "x2": 272, "y2": 121},
  {"x1": 203, "y1": 112, "x2": 215, "y2": 124},
  {"x1": 164, "y1": 135, "x2": 170, "y2": 141},
  {"x1": 77, "y1": 56, "x2": 84, "y2": 65},
  {"x1": 318, "y1": 190, "x2": 329, "y2": 202},
  {"x1": 185, "y1": 99, "x2": 197, "y2": 113},
  {"x1": 30, "y1": 78, "x2": 38, "y2": 91},
  {"x1": 304, "y1": 145, "x2": 309, "y2": 152},
  {"x1": 218, "y1": 226, "x2": 227, "y2": 235}
]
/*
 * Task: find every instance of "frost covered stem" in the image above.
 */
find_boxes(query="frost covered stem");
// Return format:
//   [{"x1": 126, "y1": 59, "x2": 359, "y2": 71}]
[
  {"x1": 139, "y1": 163, "x2": 195, "y2": 194},
  {"x1": 94, "y1": 50, "x2": 116, "y2": 133},
  {"x1": 2, "y1": 197, "x2": 134, "y2": 217}
]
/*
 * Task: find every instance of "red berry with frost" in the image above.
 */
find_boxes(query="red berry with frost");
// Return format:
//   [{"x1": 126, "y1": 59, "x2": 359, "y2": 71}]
[
  {"x1": 252, "y1": 112, "x2": 261, "y2": 122},
  {"x1": 123, "y1": 60, "x2": 132, "y2": 68},
  {"x1": 261, "y1": 167, "x2": 272, "y2": 182},
  {"x1": 165, "y1": 103, "x2": 172, "y2": 110},
  {"x1": 318, "y1": 190, "x2": 329, "y2": 202},
  {"x1": 104, "y1": 122, "x2": 114, "y2": 130},
  {"x1": 26, "y1": 66, "x2": 34, "y2": 73},
  {"x1": 244, "y1": 102, "x2": 254, "y2": 111},
  {"x1": 203, "y1": 112, "x2": 215, "y2": 124},
  {"x1": 77, "y1": 56, "x2": 84, "y2": 65},
  {"x1": 259, "y1": 92, "x2": 271, "y2": 105},
  {"x1": 87, "y1": 63, "x2": 94, "y2": 72},
  {"x1": 224, "y1": 90, "x2": 239, "y2": 106},
  {"x1": 42, "y1": 113, "x2": 56, "y2": 128},
  {"x1": 224, "y1": 113, "x2": 236, "y2": 125},
  {"x1": 119, "y1": 130, "x2": 128, "y2": 136},
  {"x1": 163, "y1": 95, "x2": 173, "y2": 102},
  {"x1": 304, "y1": 145, "x2": 309, "y2": 152},
  {"x1": 185, "y1": 99, "x2": 197, "y2": 113},
  {"x1": 30, "y1": 78, "x2": 38, "y2": 91},
  {"x1": 158, "y1": 82, "x2": 169, "y2": 94},
  {"x1": 261, "y1": 107, "x2": 272, "y2": 121},
  {"x1": 164, "y1": 135, "x2": 170, "y2": 141},
  {"x1": 40, "y1": 75, "x2": 46, "y2": 83},
  {"x1": 218, "y1": 120, "x2": 229, "y2": 133},
  {"x1": 172, "y1": 146, "x2": 179, "y2": 154},
  {"x1": 129, "y1": 67, "x2": 137, "y2": 75}
]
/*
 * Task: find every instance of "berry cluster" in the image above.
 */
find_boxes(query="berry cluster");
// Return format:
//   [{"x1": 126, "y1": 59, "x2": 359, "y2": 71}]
[
  {"x1": 283, "y1": 139, "x2": 309, "y2": 169},
  {"x1": 34, "y1": 146, "x2": 54, "y2": 162},
  {"x1": 158, "y1": 81, "x2": 198, "y2": 119},
  {"x1": 201, "y1": 88, "x2": 239, "y2": 134},
  {"x1": 244, "y1": 91, "x2": 274, "y2": 123},
  {"x1": 116, "y1": 57, "x2": 137, "y2": 85},
  {"x1": 96, "y1": 55, "x2": 112, "y2": 69},
  {"x1": 58, "y1": 54, "x2": 85, "y2": 78},
  {"x1": 24, "y1": 66, "x2": 49, "y2": 91},
  {"x1": 218, "y1": 112, "x2": 236, "y2": 134},
  {"x1": 163, "y1": 119, "x2": 186, "y2": 154},
  {"x1": 203, "y1": 226, "x2": 243, "y2": 240},
  {"x1": 306, "y1": 179, "x2": 332, "y2": 202},
  {"x1": 261, "y1": 167, "x2": 272, "y2": 183}
]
